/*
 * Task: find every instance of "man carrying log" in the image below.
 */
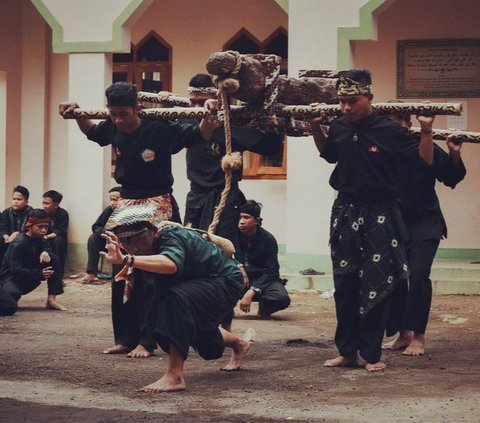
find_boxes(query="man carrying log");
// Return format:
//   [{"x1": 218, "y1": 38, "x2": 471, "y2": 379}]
[
  {"x1": 383, "y1": 109, "x2": 466, "y2": 356},
  {"x1": 184, "y1": 73, "x2": 283, "y2": 252},
  {"x1": 58, "y1": 82, "x2": 219, "y2": 358},
  {"x1": 309, "y1": 68, "x2": 435, "y2": 372}
]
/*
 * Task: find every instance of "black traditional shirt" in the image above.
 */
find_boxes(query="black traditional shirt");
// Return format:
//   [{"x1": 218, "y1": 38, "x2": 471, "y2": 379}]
[
  {"x1": 0, "y1": 233, "x2": 49, "y2": 286},
  {"x1": 87, "y1": 119, "x2": 204, "y2": 199},
  {"x1": 0, "y1": 206, "x2": 33, "y2": 237},
  {"x1": 397, "y1": 141, "x2": 466, "y2": 242},
  {"x1": 322, "y1": 112, "x2": 420, "y2": 203},
  {"x1": 235, "y1": 227, "x2": 281, "y2": 294},
  {"x1": 47, "y1": 207, "x2": 69, "y2": 239},
  {"x1": 186, "y1": 126, "x2": 282, "y2": 191},
  {"x1": 91, "y1": 206, "x2": 114, "y2": 234}
]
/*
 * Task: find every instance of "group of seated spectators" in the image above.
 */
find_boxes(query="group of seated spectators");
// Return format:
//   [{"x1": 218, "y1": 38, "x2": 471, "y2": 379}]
[{"x1": 0, "y1": 186, "x2": 69, "y2": 315}]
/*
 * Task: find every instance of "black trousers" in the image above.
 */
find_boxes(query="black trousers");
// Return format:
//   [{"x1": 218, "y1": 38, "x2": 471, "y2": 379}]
[
  {"x1": 151, "y1": 276, "x2": 242, "y2": 361},
  {"x1": 0, "y1": 286, "x2": 17, "y2": 316},
  {"x1": 86, "y1": 233, "x2": 105, "y2": 275},
  {"x1": 2, "y1": 254, "x2": 64, "y2": 302},
  {"x1": 47, "y1": 236, "x2": 68, "y2": 278},
  {"x1": 110, "y1": 265, "x2": 156, "y2": 351},
  {"x1": 222, "y1": 279, "x2": 291, "y2": 326},
  {"x1": 387, "y1": 238, "x2": 440, "y2": 336},
  {"x1": 333, "y1": 271, "x2": 391, "y2": 364}
]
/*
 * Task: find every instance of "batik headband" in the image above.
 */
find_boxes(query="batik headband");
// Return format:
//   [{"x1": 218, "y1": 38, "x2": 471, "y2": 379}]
[
  {"x1": 106, "y1": 204, "x2": 156, "y2": 237},
  {"x1": 25, "y1": 215, "x2": 50, "y2": 228},
  {"x1": 187, "y1": 86, "x2": 219, "y2": 95},
  {"x1": 336, "y1": 76, "x2": 372, "y2": 96}
]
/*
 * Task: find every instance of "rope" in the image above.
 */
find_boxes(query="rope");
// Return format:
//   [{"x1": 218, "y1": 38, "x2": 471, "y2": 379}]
[{"x1": 208, "y1": 51, "x2": 243, "y2": 235}]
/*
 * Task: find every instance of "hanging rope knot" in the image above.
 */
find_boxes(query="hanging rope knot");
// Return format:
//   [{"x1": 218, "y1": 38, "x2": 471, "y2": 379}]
[
  {"x1": 221, "y1": 152, "x2": 242, "y2": 171},
  {"x1": 213, "y1": 50, "x2": 242, "y2": 94}
]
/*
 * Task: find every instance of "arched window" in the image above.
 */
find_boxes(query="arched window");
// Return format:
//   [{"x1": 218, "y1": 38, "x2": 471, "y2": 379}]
[{"x1": 113, "y1": 32, "x2": 172, "y2": 93}]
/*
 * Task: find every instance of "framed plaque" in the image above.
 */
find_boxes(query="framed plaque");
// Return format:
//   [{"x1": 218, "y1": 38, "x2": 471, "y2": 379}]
[{"x1": 397, "y1": 39, "x2": 480, "y2": 98}]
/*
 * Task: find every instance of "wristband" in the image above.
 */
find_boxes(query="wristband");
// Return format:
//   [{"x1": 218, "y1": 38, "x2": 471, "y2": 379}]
[
  {"x1": 121, "y1": 254, "x2": 129, "y2": 266},
  {"x1": 420, "y1": 130, "x2": 432, "y2": 135},
  {"x1": 128, "y1": 254, "x2": 135, "y2": 268}
]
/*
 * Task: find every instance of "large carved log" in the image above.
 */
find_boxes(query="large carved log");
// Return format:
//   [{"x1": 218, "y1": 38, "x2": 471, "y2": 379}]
[
  {"x1": 206, "y1": 51, "x2": 337, "y2": 105},
  {"x1": 206, "y1": 51, "x2": 267, "y2": 104},
  {"x1": 276, "y1": 75, "x2": 337, "y2": 105}
]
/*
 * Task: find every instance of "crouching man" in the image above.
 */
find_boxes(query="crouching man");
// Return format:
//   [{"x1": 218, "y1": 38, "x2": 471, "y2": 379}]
[
  {"x1": 0, "y1": 209, "x2": 66, "y2": 312},
  {"x1": 101, "y1": 204, "x2": 251, "y2": 392}
]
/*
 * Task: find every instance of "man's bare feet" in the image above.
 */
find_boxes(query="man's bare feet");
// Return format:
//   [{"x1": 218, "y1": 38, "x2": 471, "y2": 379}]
[
  {"x1": 139, "y1": 374, "x2": 186, "y2": 393},
  {"x1": 103, "y1": 344, "x2": 131, "y2": 354},
  {"x1": 221, "y1": 338, "x2": 251, "y2": 371},
  {"x1": 365, "y1": 361, "x2": 386, "y2": 372},
  {"x1": 323, "y1": 355, "x2": 360, "y2": 368},
  {"x1": 127, "y1": 344, "x2": 153, "y2": 358},
  {"x1": 77, "y1": 273, "x2": 98, "y2": 283},
  {"x1": 402, "y1": 333, "x2": 425, "y2": 356},
  {"x1": 45, "y1": 298, "x2": 67, "y2": 311},
  {"x1": 382, "y1": 332, "x2": 411, "y2": 350}
]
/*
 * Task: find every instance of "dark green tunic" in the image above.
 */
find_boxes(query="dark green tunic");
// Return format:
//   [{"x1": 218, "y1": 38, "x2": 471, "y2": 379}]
[{"x1": 146, "y1": 226, "x2": 243, "y2": 360}]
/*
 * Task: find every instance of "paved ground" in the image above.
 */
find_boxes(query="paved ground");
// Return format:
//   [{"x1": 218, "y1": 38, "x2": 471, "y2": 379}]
[{"x1": 1, "y1": 280, "x2": 479, "y2": 422}]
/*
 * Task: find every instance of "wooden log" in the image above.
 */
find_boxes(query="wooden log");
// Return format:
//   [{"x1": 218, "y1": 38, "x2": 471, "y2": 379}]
[
  {"x1": 278, "y1": 102, "x2": 463, "y2": 119},
  {"x1": 137, "y1": 91, "x2": 189, "y2": 107},
  {"x1": 62, "y1": 107, "x2": 208, "y2": 120},
  {"x1": 410, "y1": 127, "x2": 480, "y2": 144},
  {"x1": 206, "y1": 52, "x2": 338, "y2": 105},
  {"x1": 276, "y1": 75, "x2": 337, "y2": 105},
  {"x1": 206, "y1": 51, "x2": 267, "y2": 104}
]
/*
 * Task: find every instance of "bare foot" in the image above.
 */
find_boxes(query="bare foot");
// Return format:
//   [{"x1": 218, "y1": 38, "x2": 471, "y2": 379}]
[
  {"x1": 139, "y1": 374, "x2": 186, "y2": 393},
  {"x1": 103, "y1": 344, "x2": 131, "y2": 354},
  {"x1": 402, "y1": 333, "x2": 425, "y2": 356},
  {"x1": 221, "y1": 338, "x2": 251, "y2": 371},
  {"x1": 45, "y1": 299, "x2": 67, "y2": 311},
  {"x1": 323, "y1": 355, "x2": 360, "y2": 368},
  {"x1": 77, "y1": 274, "x2": 99, "y2": 284},
  {"x1": 365, "y1": 361, "x2": 387, "y2": 372},
  {"x1": 382, "y1": 333, "x2": 411, "y2": 350},
  {"x1": 127, "y1": 344, "x2": 153, "y2": 358}
]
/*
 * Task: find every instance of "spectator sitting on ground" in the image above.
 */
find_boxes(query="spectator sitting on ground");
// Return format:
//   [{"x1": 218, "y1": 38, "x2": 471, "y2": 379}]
[
  {"x1": 42, "y1": 190, "x2": 69, "y2": 280},
  {"x1": 0, "y1": 185, "x2": 33, "y2": 263},
  {"x1": 223, "y1": 200, "x2": 290, "y2": 328},
  {"x1": 78, "y1": 186, "x2": 122, "y2": 284}
]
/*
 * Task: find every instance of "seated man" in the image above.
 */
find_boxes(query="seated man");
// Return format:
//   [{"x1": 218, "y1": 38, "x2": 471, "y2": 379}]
[
  {"x1": 230, "y1": 200, "x2": 290, "y2": 321},
  {"x1": 42, "y1": 190, "x2": 69, "y2": 279},
  {"x1": 78, "y1": 186, "x2": 121, "y2": 284},
  {"x1": 0, "y1": 209, "x2": 66, "y2": 311},
  {"x1": 0, "y1": 185, "x2": 33, "y2": 263},
  {"x1": 101, "y1": 204, "x2": 251, "y2": 392}
]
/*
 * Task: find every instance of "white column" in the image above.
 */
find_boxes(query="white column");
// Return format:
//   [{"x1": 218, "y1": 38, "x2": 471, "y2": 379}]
[
  {"x1": 286, "y1": 0, "x2": 368, "y2": 268},
  {"x1": 20, "y1": 0, "x2": 48, "y2": 207},
  {"x1": 66, "y1": 53, "x2": 112, "y2": 244}
]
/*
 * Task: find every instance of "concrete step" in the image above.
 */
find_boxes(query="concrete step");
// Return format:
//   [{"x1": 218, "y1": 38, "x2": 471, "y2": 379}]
[{"x1": 281, "y1": 259, "x2": 480, "y2": 295}]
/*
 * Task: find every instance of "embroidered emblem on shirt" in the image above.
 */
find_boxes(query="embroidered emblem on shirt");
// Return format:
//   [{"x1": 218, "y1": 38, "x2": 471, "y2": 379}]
[
  {"x1": 368, "y1": 144, "x2": 380, "y2": 153},
  {"x1": 141, "y1": 149, "x2": 155, "y2": 162}
]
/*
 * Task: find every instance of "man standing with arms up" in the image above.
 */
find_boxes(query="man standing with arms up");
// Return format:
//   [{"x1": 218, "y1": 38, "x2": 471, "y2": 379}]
[
  {"x1": 309, "y1": 69, "x2": 433, "y2": 371},
  {"x1": 383, "y1": 110, "x2": 465, "y2": 356}
]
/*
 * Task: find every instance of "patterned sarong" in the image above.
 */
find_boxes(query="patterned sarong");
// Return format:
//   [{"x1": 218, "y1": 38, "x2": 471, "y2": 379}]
[
  {"x1": 119, "y1": 194, "x2": 172, "y2": 226},
  {"x1": 329, "y1": 200, "x2": 409, "y2": 317}
]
